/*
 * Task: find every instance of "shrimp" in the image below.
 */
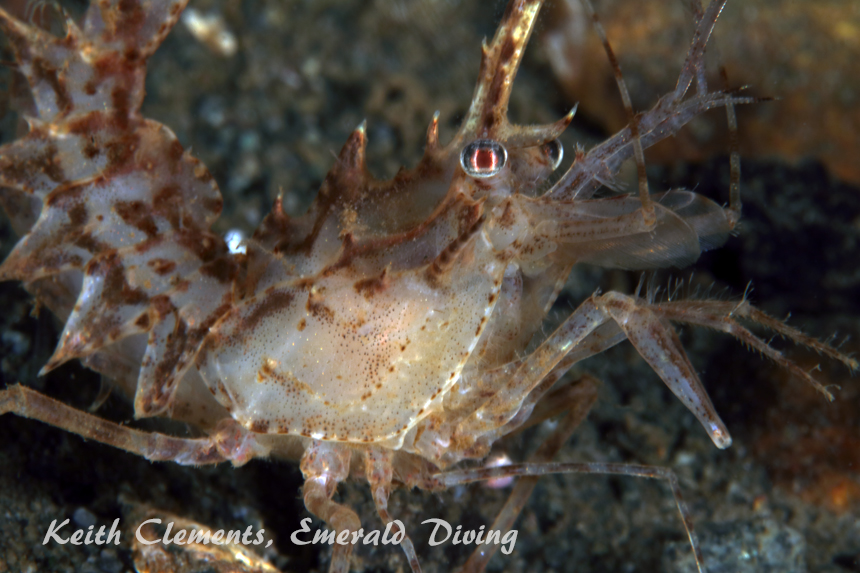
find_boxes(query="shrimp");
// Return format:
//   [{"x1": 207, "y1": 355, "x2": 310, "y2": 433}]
[{"x1": 0, "y1": 0, "x2": 855, "y2": 571}]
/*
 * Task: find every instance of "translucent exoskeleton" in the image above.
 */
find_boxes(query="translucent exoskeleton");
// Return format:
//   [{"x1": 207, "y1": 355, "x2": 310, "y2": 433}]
[{"x1": 0, "y1": 0, "x2": 856, "y2": 572}]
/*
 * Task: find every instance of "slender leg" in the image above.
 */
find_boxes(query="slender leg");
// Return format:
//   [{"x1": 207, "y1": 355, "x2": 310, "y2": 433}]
[
  {"x1": 455, "y1": 297, "x2": 610, "y2": 438},
  {"x1": 409, "y1": 320, "x2": 621, "y2": 468},
  {"x1": 499, "y1": 321, "x2": 626, "y2": 438},
  {"x1": 457, "y1": 287, "x2": 856, "y2": 453},
  {"x1": 580, "y1": 0, "x2": 743, "y2": 230},
  {"x1": 578, "y1": 0, "x2": 655, "y2": 226},
  {"x1": 456, "y1": 293, "x2": 730, "y2": 450},
  {"x1": 0, "y1": 384, "x2": 266, "y2": 465},
  {"x1": 721, "y1": 65, "x2": 742, "y2": 227},
  {"x1": 365, "y1": 447, "x2": 422, "y2": 573},
  {"x1": 469, "y1": 338, "x2": 616, "y2": 452},
  {"x1": 596, "y1": 291, "x2": 732, "y2": 448},
  {"x1": 437, "y1": 461, "x2": 705, "y2": 573},
  {"x1": 508, "y1": 373, "x2": 599, "y2": 437},
  {"x1": 87, "y1": 376, "x2": 113, "y2": 413},
  {"x1": 683, "y1": 0, "x2": 709, "y2": 94},
  {"x1": 459, "y1": 375, "x2": 599, "y2": 573},
  {"x1": 300, "y1": 441, "x2": 361, "y2": 573},
  {"x1": 651, "y1": 297, "x2": 859, "y2": 396}
]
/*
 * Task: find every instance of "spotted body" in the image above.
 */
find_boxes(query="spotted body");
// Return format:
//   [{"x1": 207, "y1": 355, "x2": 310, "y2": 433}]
[{"x1": 0, "y1": 0, "x2": 855, "y2": 572}]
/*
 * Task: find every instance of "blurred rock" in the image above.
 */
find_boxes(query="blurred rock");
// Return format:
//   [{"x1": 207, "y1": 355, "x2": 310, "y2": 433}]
[{"x1": 542, "y1": 0, "x2": 860, "y2": 184}]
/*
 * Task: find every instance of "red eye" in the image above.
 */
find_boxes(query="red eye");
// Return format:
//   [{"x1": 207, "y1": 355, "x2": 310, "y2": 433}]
[
  {"x1": 541, "y1": 139, "x2": 564, "y2": 170},
  {"x1": 460, "y1": 139, "x2": 507, "y2": 178}
]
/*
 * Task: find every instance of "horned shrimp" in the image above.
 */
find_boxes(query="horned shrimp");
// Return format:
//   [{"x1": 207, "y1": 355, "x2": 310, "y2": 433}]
[{"x1": 0, "y1": 0, "x2": 855, "y2": 572}]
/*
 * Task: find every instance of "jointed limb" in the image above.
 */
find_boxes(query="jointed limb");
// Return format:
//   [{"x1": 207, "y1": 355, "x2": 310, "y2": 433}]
[
  {"x1": 457, "y1": 292, "x2": 729, "y2": 448},
  {"x1": 437, "y1": 461, "x2": 705, "y2": 573},
  {"x1": 0, "y1": 384, "x2": 267, "y2": 465},
  {"x1": 652, "y1": 298, "x2": 859, "y2": 398},
  {"x1": 300, "y1": 442, "x2": 361, "y2": 573},
  {"x1": 457, "y1": 289, "x2": 855, "y2": 452},
  {"x1": 459, "y1": 375, "x2": 599, "y2": 573},
  {"x1": 365, "y1": 448, "x2": 422, "y2": 573},
  {"x1": 456, "y1": 297, "x2": 609, "y2": 438}
]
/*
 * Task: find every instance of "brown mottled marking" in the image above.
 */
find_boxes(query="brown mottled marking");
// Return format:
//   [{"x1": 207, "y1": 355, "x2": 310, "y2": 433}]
[
  {"x1": 249, "y1": 419, "x2": 269, "y2": 434},
  {"x1": 86, "y1": 251, "x2": 148, "y2": 307},
  {"x1": 110, "y1": 85, "x2": 132, "y2": 128},
  {"x1": 66, "y1": 201, "x2": 88, "y2": 227},
  {"x1": 82, "y1": 135, "x2": 100, "y2": 159},
  {"x1": 321, "y1": 194, "x2": 467, "y2": 275},
  {"x1": 134, "y1": 312, "x2": 151, "y2": 330},
  {"x1": 165, "y1": 139, "x2": 185, "y2": 165},
  {"x1": 153, "y1": 184, "x2": 183, "y2": 228},
  {"x1": 297, "y1": 318, "x2": 306, "y2": 332},
  {"x1": 253, "y1": 194, "x2": 293, "y2": 249},
  {"x1": 67, "y1": 113, "x2": 109, "y2": 138},
  {"x1": 204, "y1": 195, "x2": 223, "y2": 215},
  {"x1": 1, "y1": 143, "x2": 58, "y2": 189},
  {"x1": 72, "y1": 231, "x2": 106, "y2": 255},
  {"x1": 115, "y1": 200, "x2": 159, "y2": 237},
  {"x1": 187, "y1": 302, "x2": 233, "y2": 347},
  {"x1": 150, "y1": 295, "x2": 174, "y2": 319},
  {"x1": 193, "y1": 161, "x2": 214, "y2": 183},
  {"x1": 148, "y1": 311, "x2": 187, "y2": 396},
  {"x1": 199, "y1": 257, "x2": 238, "y2": 283},
  {"x1": 340, "y1": 231, "x2": 356, "y2": 251},
  {"x1": 114, "y1": 0, "x2": 147, "y2": 42},
  {"x1": 354, "y1": 268, "x2": 389, "y2": 299},
  {"x1": 426, "y1": 211, "x2": 485, "y2": 283},
  {"x1": 481, "y1": 38, "x2": 517, "y2": 131},
  {"x1": 257, "y1": 359, "x2": 278, "y2": 383},
  {"x1": 241, "y1": 290, "x2": 296, "y2": 334},
  {"x1": 102, "y1": 142, "x2": 133, "y2": 177},
  {"x1": 175, "y1": 229, "x2": 223, "y2": 262},
  {"x1": 496, "y1": 200, "x2": 517, "y2": 229},
  {"x1": 31, "y1": 57, "x2": 72, "y2": 116},
  {"x1": 147, "y1": 258, "x2": 176, "y2": 275},
  {"x1": 306, "y1": 294, "x2": 335, "y2": 322},
  {"x1": 476, "y1": 316, "x2": 487, "y2": 335}
]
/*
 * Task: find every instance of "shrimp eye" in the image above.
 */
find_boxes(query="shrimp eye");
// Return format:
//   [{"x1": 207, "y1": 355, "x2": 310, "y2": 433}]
[
  {"x1": 541, "y1": 139, "x2": 564, "y2": 171},
  {"x1": 460, "y1": 139, "x2": 507, "y2": 178}
]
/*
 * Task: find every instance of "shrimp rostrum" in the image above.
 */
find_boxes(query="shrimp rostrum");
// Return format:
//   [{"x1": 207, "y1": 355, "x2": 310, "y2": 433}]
[{"x1": 0, "y1": 0, "x2": 855, "y2": 571}]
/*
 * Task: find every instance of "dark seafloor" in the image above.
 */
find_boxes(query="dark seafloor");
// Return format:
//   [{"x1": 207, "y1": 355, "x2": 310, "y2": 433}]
[{"x1": 0, "y1": 0, "x2": 859, "y2": 572}]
